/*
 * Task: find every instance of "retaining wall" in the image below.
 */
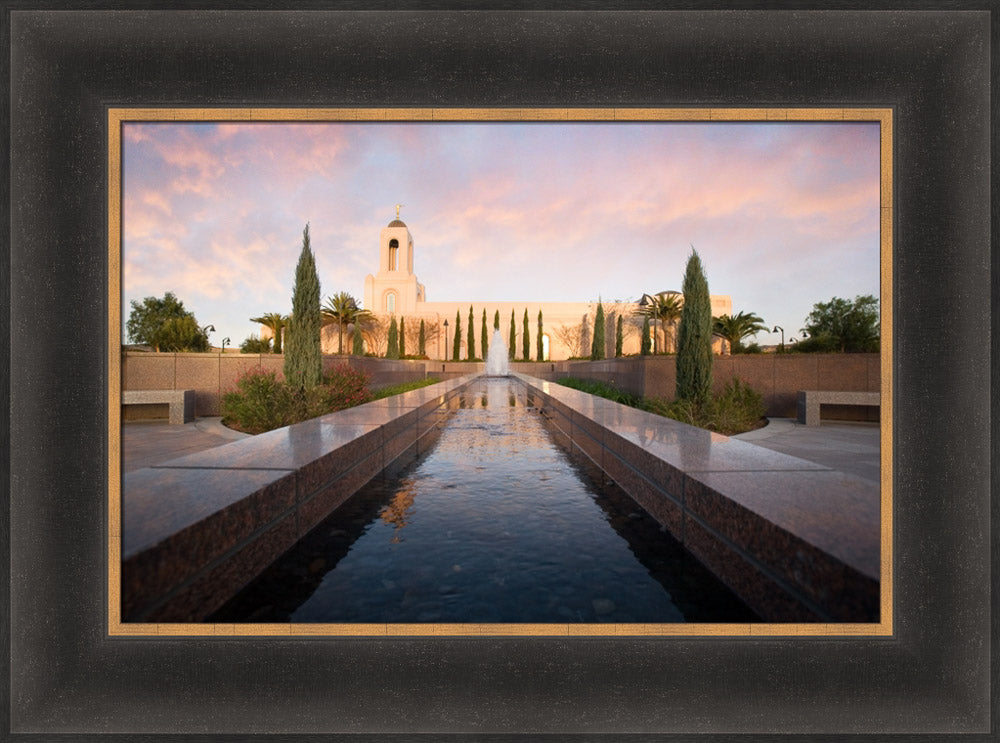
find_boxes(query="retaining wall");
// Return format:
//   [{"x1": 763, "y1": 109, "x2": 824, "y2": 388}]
[
  {"x1": 560, "y1": 353, "x2": 880, "y2": 419},
  {"x1": 122, "y1": 352, "x2": 433, "y2": 418}
]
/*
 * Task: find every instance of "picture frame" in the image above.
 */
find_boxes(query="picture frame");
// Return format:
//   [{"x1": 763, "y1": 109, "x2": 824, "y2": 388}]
[{"x1": 6, "y1": 5, "x2": 993, "y2": 739}]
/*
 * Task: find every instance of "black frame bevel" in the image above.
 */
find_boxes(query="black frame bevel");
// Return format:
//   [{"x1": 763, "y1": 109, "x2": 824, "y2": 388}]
[{"x1": 5, "y1": 3, "x2": 995, "y2": 740}]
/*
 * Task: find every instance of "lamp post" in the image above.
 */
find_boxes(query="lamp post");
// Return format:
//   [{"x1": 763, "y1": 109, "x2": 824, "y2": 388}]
[
  {"x1": 221, "y1": 337, "x2": 230, "y2": 352},
  {"x1": 772, "y1": 325, "x2": 784, "y2": 353},
  {"x1": 443, "y1": 319, "x2": 449, "y2": 362}
]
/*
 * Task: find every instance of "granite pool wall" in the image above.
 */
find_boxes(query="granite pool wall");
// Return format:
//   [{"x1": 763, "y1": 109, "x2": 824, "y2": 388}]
[
  {"x1": 121, "y1": 374, "x2": 476, "y2": 622},
  {"x1": 516, "y1": 373, "x2": 881, "y2": 623}
]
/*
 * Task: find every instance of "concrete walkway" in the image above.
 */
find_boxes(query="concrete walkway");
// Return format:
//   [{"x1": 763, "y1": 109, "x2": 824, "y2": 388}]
[
  {"x1": 122, "y1": 418, "x2": 250, "y2": 473},
  {"x1": 733, "y1": 418, "x2": 880, "y2": 483},
  {"x1": 122, "y1": 415, "x2": 881, "y2": 483}
]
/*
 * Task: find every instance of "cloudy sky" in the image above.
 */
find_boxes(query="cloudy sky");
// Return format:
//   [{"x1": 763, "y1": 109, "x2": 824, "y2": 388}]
[{"x1": 122, "y1": 120, "x2": 881, "y2": 348}]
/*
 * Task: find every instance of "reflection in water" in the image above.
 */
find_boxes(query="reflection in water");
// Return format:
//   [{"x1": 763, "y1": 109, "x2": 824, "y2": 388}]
[
  {"x1": 379, "y1": 485, "x2": 416, "y2": 543},
  {"x1": 211, "y1": 377, "x2": 757, "y2": 624}
]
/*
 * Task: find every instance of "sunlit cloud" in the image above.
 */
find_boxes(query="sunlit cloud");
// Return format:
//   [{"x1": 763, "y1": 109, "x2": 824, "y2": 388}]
[{"x1": 121, "y1": 120, "x2": 881, "y2": 346}]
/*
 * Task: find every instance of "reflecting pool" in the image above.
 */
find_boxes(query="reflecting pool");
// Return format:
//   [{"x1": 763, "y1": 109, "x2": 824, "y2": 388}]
[{"x1": 211, "y1": 377, "x2": 757, "y2": 623}]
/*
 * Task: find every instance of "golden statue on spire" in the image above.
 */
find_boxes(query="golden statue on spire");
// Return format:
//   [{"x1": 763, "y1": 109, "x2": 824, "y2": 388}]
[{"x1": 394, "y1": 203, "x2": 404, "y2": 219}]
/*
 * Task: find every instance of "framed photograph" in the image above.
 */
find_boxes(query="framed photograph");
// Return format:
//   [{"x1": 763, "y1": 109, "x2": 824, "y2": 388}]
[{"x1": 7, "y1": 6, "x2": 992, "y2": 739}]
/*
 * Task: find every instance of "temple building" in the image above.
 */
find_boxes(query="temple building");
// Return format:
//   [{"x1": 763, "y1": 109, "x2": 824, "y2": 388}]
[{"x1": 292, "y1": 214, "x2": 732, "y2": 360}]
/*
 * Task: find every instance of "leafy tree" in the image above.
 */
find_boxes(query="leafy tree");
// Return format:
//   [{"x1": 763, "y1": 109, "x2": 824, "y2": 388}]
[
  {"x1": 522, "y1": 309, "x2": 530, "y2": 360},
  {"x1": 676, "y1": 249, "x2": 713, "y2": 403},
  {"x1": 640, "y1": 316, "x2": 651, "y2": 355},
  {"x1": 418, "y1": 319, "x2": 426, "y2": 357},
  {"x1": 157, "y1": 314, "x2": 211, "y2": 352},
  {"x1": 508, "y1": 310, "x2": 516, "y2": 360},
  {"x1": 284, "y1": 223, "x2": 323, "y2": 389},
  {"x1": 712, "y1": 311, "x2": 768, "y2": 354},
  {"x1": 126, "y1": 291, "x2": 209, "y2": 352},
  {"x1": 386, "y1": 316, "x2": 400, "y2": 359},
  {"x1": 467, "y1": 305, "x2": 475, "y2": 361},
  {"x1": 250, "y1": 312, "x2": 287, "y2": 354},
  {"x1": 637, "y1": 291, "x2": 683, "y2": 353},
  {"x1": 452, "y1": 310, "x2": 461, "y2": 361},
  {"x1": 591, "y1": 301, "x2": 606, "y2": 360},
  {"x1": 494, "y1": 310, "x2": 500, "y2": 330},
  {"x1": 399, "y1": 317, "x2": 406, "y2": 357},
  {"x1": 802, "y1": 294, "x2": 880, "y2": 352},
  {"x1": 481, "y1": 309, "x2": 489, "y2": 359},
  {"x1": 352, "y1": 323, "x2": 364, "y2": 355},
  {"x1": 321, "y1": 291, "x2": 371, "y2": 355},
  {"x1": 240, "y1": 334, "x2": 272, "y2": 353},
  {"x1": 537, "y1": 310, "x2": 544, "y2": 361},
  {"x1": 616, "y1": 315, "x2": 624, "y2": 357}
]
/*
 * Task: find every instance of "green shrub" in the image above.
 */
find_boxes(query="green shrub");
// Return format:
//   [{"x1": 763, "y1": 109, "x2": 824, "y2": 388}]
[
  {"x1": 642, "y1": 378, "x2": 764, "y2": 435},
  {"x1": 240, "y1": 335, "x2": 272, "y2": 353},
  {"x1": 708, "y1": 378, "x2": 765, "y2": 435},
  {"x1": 221, "y1": 369, "x2": 294, "y2": 434},
  {"x1": 221, "y1": 364, "x2": 373, "y2": 435},
  {"x1": 557, "y1": 374, "x2": 765, "y2": 436}
]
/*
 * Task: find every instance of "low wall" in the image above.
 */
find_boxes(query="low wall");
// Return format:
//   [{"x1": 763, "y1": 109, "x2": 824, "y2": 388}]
[
  {"x1": 122, "y1": 352, "x2": 433, "y2": 418},
  {"x1": 559, "y1": 353, "x2": 880, "y2": 419},
  {"x1": 121, "y1": 374, "x2": 477, "y2": 622},
  {"x1": 516, "y1": 373, "x2": 880, "y2": 622}
]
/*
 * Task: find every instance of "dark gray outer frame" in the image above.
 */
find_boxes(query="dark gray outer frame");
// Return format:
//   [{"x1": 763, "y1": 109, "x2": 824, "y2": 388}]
[{"x1": 5, "y1": 4, "x2": 995, "y2": 741}]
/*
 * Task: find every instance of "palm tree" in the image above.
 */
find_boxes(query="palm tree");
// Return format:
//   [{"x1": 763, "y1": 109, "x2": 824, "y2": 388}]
[
  {"x1": 249, "y1": 312, "x2": 288, "y2": 354},
  {"x1": 712, "y1": 311, "x2": 768, "y2": 354},
  {"x1": 321, "y1": 292, "x2": 372, "y2": 354},
  {"x1": 636, "y1": 291, "x2": 684, "y2": 353}
]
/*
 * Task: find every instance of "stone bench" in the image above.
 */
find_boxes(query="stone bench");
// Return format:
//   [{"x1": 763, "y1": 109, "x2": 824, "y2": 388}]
[
  {"x1": 123, "y1": 390, "x2": 196, "y2": 424},
  {"x1": 797, "y1": 390, "x2": 880, "y2": 426}
]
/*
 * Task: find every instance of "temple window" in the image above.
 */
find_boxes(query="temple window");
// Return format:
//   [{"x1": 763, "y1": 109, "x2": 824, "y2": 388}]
[{"x1": 389, "y1": 239, "x2": 398, "y2": 271}]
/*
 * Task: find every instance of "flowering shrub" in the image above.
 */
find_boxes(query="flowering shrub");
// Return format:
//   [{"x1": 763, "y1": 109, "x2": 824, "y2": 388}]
[{"x1": 222, "y1": 365, "x2": 374, "y2": 434}]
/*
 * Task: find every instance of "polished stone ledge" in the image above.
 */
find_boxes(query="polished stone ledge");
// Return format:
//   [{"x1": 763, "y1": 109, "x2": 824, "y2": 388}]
[
  {"x1": 515, "y1": 373, "x2": 880, "y2": 622},
  {"x1": 122, "y1": 374, "x2": 477, "y2": 622}
]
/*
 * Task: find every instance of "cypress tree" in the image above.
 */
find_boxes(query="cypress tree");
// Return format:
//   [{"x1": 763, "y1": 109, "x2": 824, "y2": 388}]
[
  {"x1": 386, "y1": 316, "x2": 400, "y2": 359},
  {"x1": 494, "y1": 310, "x2": 500, "y2": 330},
  {"x1": 676, "y1": 248, "x2": 713, "y2": 403},
  {"x1": 481, "y1": 309, "x2": 488, "y2": 359},
  {"x1": 522, "y1": 309, "x2": 530, "y2": 360},
  {"x1": 616, "y1": 314, "x2": 624, "y2": 357},
  {"x1": 591, "y1": 300, "x2": 606, "y2": 360},
  {"x1": 452, "y1": 310, "x2": 461, "y2": 361},
  {"x1": 536, "y1": 310, "x2": 544, "y2": 361},
  {"x1": 398, "y1": 317, "x2": 406, "y2": 358},
  {"x1": 467, "y1": 305, "x2": 475, "y2": 361},
  {"x1": 352, "y1": 323, "x2": 364, "y2": 355},
  {"x1": 641, "y1": 316, "x2": 651, "y2": 355},
  {"x1": 418, "y1": 319, "x2": 426, "y2": 357},
  {"x1": 284, "y1": 223, "x2": 322, "y2": 388},
  {"x1": 508, "y1": 310, "x2": 516, "y2": 360}
]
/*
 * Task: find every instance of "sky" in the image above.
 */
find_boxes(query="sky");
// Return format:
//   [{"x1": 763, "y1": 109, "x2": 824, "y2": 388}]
[{"x1": 121, "y1": 120, "x2": 881, "y2": 349}]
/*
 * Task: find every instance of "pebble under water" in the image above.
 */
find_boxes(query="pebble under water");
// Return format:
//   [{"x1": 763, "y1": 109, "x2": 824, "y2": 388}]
[{"x1": 211, "y1": 377, "x2": 758, "y2": 623}]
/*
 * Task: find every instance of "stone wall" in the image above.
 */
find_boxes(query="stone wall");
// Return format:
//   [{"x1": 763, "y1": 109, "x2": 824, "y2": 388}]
[
  {"x1": 122, "y1": 351, "x2": 880, "y2": 421},
  {"x1": 558, "y1": 353, "x2": 881, "y2": 419},
  {"x1": 122, "y1": 352, "x2": 432, "y2": 418}
]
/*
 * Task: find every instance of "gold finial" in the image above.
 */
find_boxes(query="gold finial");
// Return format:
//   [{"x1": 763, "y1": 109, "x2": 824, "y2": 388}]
[{"x1": 394, "y1": 203, "x2": 404, "y2": 219}]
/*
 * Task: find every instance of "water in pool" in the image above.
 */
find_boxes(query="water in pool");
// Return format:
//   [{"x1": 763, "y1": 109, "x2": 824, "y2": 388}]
[{"x1": 212, "y1": 377, "x2": 757, "y2": 623}]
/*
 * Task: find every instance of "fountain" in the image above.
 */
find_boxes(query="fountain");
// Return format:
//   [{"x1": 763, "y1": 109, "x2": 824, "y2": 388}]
[{"x1": 484, "y1": 328, "x2": 510, "y2": 376}]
